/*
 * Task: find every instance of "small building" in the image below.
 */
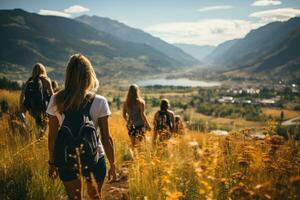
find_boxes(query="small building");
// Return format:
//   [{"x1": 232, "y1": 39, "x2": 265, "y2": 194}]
[
  {"x1": 218, "y1": 96, "x2": 234, "y2": 103},
  {"x1": 256, "y1": 98, "x2": 276, "y2": 106},
  {"x1": 242, "y1": 100, "x2": 252, "y2": 104}
]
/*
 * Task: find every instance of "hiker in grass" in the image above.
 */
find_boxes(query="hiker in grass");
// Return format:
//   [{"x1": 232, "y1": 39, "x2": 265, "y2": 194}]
[
  {"x1": 153, "y1": 99, "x2": 175, "y2": 144},
  {"x1": 174, "y1": 115, "x2": 185, "y2": 135},
  {"x1": 123, "y1": 84, "x2": 151, "y2": 147},
  {"x1": 47, "y1": 54, "x2": 117, "y2": 200},
  {"x1": 19, "y1": 63, "x2": 54, "y2": 135}
]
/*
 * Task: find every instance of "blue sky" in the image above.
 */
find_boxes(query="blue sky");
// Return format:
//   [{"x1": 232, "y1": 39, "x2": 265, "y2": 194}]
[{"x1": 1, "y1": 0, "x2": 300, "y2": 45}]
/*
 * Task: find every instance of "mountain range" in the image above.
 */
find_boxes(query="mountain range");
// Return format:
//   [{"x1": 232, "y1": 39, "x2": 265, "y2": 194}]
[
  {"x1": 0, "y1": 8, "x2": 299, "y2": 81},
  {"x1": 75, "y1": 15, "x2": 199, "y2": 66},
  {"x1": 0, "y1": 9, "x2": 198, "y2": 80},
  {"x1": 172, "y1": 43, "x2": 215, "y2": 61},
  {"x1": 205, "y1": 17, "x2": 300, "y2": 80}
]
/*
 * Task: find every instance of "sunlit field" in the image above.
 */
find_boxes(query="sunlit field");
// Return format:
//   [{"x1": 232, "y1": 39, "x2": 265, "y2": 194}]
[
  {"x1": 262, "y1": 108, "x2": 299, "y2": 120},
  {"x1": 1, "y1": 89, "x2": 300, "y2": 200}
]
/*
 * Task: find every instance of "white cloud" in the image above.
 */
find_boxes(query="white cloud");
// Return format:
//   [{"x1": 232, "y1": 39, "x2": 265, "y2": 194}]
[
  {"x1": 250, "y1": 8, "x2": 300, "y2": 22},
  {"x1": 252, "y1": 0, "x2": 282, "y2": 6},
  {"x1": 38, "y1": 5, "x2": 90, "y2": 18},
  {"x1": 38, "y1": 9, "x2": 71, "y2": 18},
  {"x1": 64, "y1": 5, "x2": 90, "y2": 14},
  {"x1": 198, "y1": 5, "x2": 234, "y2": 12},
  {"x1": 145, "y1": 19, "x2": 263, "y2": 46}
]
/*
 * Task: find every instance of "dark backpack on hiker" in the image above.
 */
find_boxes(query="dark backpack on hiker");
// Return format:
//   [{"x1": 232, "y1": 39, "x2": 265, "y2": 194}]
[
  {"x1": 155, "y1": 111, "x2": 173, "y2": 133},
  {"x1": 53, "y1": 96, "x2": 100, "y2": 170},
  {"x1": 23, "y1": 77, "x2": 47, "y2": 113}
]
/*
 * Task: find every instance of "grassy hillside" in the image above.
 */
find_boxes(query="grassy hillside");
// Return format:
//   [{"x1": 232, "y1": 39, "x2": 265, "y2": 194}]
[
  {"x1": 0, "y1": 9, "x2": 182, "y2": 81},
  {"x1": 1, "y1": 89, "x2": 300, "y2": 199}
]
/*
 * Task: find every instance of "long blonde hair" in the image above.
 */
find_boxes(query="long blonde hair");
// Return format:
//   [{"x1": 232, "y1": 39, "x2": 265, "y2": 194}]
[
  {"x1": 32, "y1": 63, "x2": 47, "y2": 79},
  {"x1": 55, "y1": 54, "x2": 99, "y2": 113},
  {"x1": 125, "y1": 84, "x2": 142, "y2": 110}
]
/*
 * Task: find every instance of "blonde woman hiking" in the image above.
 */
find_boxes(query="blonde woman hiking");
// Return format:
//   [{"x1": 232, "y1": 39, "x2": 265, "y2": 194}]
[
  {"x1": 123, "y1": 84, "x2": 151, "y2": 147},
  {"x1": 47, "y1": 54, "x2": 117, "y2": 200},
  {"x1": 19, "y1": 63, "x2": 54, "y2": 135}
]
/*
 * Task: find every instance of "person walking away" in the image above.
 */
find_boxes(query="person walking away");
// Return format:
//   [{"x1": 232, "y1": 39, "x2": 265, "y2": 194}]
[
  {"x1": 153, "y1": 99, "x2": 175, "y2": 144},
  {"x1": 123, "y1": 84, "x2": 151, "y2": 148},
  {"x1": 47, "y1": 54, "x2": 117, "y2": 200},
  {"x1": 19, "y1": 63, "x2": 54, "y2": 136},
  {"x1": 174, "y1": 115, "x2": 185, "y2": 135}
]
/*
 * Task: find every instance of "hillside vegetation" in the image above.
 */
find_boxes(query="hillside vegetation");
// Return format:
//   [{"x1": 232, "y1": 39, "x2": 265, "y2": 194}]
[
  {"x1": 0, "y1": 9, "x2": 190, "y2": 80},
  {"x1": 0, "y1": 90, "x2": 300, "y2": 200},
  {"x1": 205, "y1": 18, "x2": 300, "y2": 80}
]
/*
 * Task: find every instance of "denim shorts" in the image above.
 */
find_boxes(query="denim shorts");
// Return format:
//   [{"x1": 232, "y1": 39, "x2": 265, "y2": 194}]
[{"x1": 58, "y1": 156, "x2": 106, "y2": 182}]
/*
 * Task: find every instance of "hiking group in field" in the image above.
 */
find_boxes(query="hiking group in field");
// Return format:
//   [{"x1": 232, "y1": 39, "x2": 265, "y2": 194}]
[{"x1": 19, "y1": 53, "x2": 185, "y2": 200}]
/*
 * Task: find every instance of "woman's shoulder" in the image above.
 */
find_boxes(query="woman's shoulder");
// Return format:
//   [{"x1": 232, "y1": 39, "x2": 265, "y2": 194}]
[
  {"x1": 39, "y1": 76, "x2": 51, "y2": 84},
  {"x1": 94, "y1": 94, "x2": 107, "y2": 101},
  {"x1": 50, "y1": 92, "x2": 58, "y2": 102},
  {"x1": 167, "y1": 110, "x2": 175, "y2": 116},
  {"x1": 137, "y1": 98, "x2": 145, "y2": 105},
  {"x1": 93, "y1": 94, "x2": 109, "y2": 105}
]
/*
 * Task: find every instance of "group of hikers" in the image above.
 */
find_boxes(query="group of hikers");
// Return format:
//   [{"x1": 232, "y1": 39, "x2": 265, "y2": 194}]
[
  {"x1": 123, "y1": 84, "x2": 185, "y2": 147},
  {"x1": 19, "y1": 53, "x2": 185, "y2": 200}
]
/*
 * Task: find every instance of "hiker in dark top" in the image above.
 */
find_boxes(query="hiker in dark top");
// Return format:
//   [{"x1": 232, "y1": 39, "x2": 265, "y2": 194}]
[
  {"x1": 153, "y1": 99, "x2": 175, "y2": 144},
  {"x1": 19, "y1": 63, "x2": 54, "y2": 134},
  {"x1": 123, "y1": 84, "x2": 151, "y2": 147},
  {"x1": 47, "y1": 54, "x2": 116, "y2": 199}
]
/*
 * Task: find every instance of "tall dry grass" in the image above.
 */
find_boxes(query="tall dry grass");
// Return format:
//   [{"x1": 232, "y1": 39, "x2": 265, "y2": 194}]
[{"x1": 0, "y1": 90, "x2": 300, "y2": 200}]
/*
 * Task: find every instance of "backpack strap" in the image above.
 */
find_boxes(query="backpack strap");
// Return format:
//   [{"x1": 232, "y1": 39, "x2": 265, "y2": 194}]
[
  {"x1": 158, "y1": 110, "x2": 172, "y2": 129},
  {"x1": 82, "y1": 96, "x2": 95, "y2": 115}
]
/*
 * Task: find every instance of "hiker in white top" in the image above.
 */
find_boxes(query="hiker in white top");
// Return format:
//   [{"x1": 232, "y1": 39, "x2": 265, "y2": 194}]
[
  {"x1": 47, "y1": 54, "x2": 116, "y2": 200},
  {"x1": 47, "y1": 93, "x2": 111, "y2": 158}
]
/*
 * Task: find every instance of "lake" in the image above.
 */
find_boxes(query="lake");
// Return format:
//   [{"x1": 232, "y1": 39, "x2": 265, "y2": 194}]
[{"x1": 136, "y1": 78, "x2": 221, "y2": 87}]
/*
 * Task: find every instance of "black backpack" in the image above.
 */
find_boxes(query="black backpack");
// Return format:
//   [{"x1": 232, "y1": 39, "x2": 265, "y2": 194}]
[
  {"x1": 155, "y1": 111, "x2": 173, "y2": 133},
  {"x1": 53, "y1": 97, "x2": 100, "y2": 170},
  {"x1": 23, "y1": 77, "x2": 47, "y2": 113}
]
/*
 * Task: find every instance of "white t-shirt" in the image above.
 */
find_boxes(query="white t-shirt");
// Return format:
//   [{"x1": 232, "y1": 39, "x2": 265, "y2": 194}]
[{"x1": 46, "y1": 93, "x2": 111, "y2": 157}]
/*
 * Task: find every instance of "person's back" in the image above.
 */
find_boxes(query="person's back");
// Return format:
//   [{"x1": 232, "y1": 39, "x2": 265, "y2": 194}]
[
  {"x1": 19, "y1": 63, "x2": 53, "y2": 135},
  {"x1": 127, "y1": 103, "x2": 144, "y2": 127},
  {"x1": 155, "y1": 110, "x2": 173, "y2": 133},
  {"x1": 47, "y1": 54, "x2": 116, "y2": 199},
  {"x1": 123, "y1": 85, "x2": 151, "y2": 147},
  {"x1": 24, "y1": 76, "x2": 49, "y2": 114},
  {"x1": 153, "y1": 99, "x2": 175, "y2": 143}
]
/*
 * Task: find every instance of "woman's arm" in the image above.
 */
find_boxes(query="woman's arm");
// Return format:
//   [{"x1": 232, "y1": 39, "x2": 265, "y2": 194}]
[
  {"x1": 170, "y1": 112, "x2": 176, "y2": 132},
  {"x1": 42, "y1": 77, "x2": 54, "y2": 96},
  {"x1": 98, "y1": 116, "x2": 117, "y2": 182},
  {"x1": 48, "y1": 114, "x2": 59, "y2": 178},
  {"x1": 139, "y1": 101, "x2": 151, "y2": 130},
  {"x1": 152, "y1": 112, "x2": 158, "y2": 145},
  {"x1": 19, "y1": 81, "x2": 28, "y2": 112},
  {"x1": 122, "y1": 103, "x2": 127, "y2": 121}
]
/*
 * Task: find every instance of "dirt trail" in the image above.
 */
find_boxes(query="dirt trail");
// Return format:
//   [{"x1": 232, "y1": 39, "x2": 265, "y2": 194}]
[{"x1": 103, "y1": 161, "x2": 131, "y2": 200}]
